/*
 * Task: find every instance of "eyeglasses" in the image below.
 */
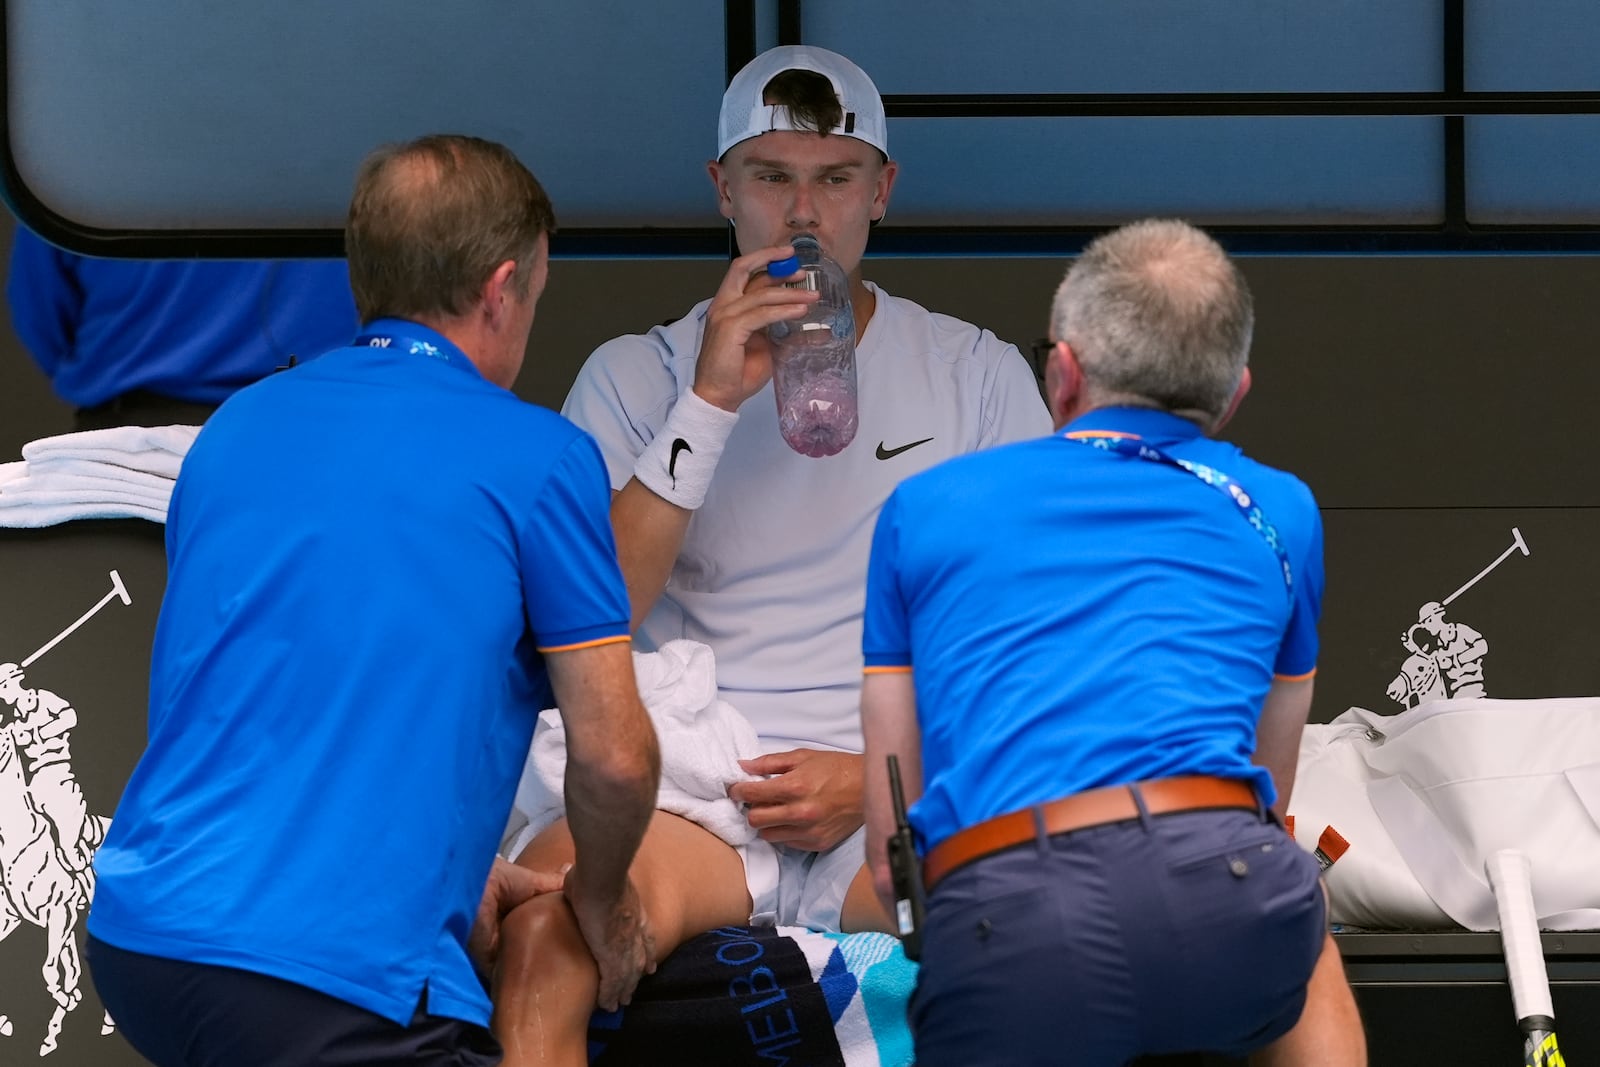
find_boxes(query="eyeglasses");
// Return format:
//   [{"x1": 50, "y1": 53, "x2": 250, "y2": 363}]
[{"x1": 1029, "y1": 338, "x2": 1057, "y2": 380}]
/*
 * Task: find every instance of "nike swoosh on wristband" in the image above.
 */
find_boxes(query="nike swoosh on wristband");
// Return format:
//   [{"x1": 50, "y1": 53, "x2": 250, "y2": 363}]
[
  {"x1": 876, "y1": 437, "x2": 934, "y2": 460},
  {"x1": 668, "y1": 438, "x2": 692, "y2": 486}
]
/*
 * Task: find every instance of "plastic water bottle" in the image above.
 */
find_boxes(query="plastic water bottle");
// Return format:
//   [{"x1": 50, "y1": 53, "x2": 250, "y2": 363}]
[{"x1": 765, "y1": 234, "x2": 858, "y2": 457}]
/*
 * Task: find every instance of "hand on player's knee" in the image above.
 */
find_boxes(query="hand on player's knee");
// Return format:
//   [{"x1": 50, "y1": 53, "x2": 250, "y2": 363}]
[{"x1": 566, "y1": 870, "x2": 658, "y2": 1011}]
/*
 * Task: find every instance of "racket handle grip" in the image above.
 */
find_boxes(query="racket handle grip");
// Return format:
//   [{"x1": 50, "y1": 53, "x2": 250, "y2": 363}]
[{"x1": 1486, "y1": 848, "x2": 1555, "y2": 1024}]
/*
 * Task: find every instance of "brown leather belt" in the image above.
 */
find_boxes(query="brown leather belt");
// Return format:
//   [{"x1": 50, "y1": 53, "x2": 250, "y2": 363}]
[{"x1": 922, "y1": 775, "x2": 1259, "y2": 892}]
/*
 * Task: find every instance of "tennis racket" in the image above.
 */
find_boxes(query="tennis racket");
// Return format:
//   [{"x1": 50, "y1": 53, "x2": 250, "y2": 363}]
[{"x1": 1486, "y1": 849, "x2": 1566, "y2": 1067}]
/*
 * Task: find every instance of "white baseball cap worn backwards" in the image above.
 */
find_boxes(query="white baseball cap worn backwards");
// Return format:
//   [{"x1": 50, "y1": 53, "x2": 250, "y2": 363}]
[{"x1": 717, "y1": 45, "x2": 889, "y2": 160}]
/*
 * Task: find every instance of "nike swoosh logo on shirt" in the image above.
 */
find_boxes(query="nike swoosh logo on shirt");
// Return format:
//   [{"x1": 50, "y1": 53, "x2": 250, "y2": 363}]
[
  {"x1": 876, "y1": 437, "x2": 934, "y2": 460},
  {"x1": 669, "y1": 438, "x2": 692, "y2": 486}
]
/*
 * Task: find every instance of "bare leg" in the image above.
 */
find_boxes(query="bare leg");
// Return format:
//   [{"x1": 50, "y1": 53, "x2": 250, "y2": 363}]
[
  {"x1": 839, "y1": 864, "x2": 897, "y2": 935},
  {"x1": 1250, "y1": 932, "x2": 1367, "y2": 1067},
  {"x1": 493, "y1": 812, "x2": 753, "y2": 1067}
]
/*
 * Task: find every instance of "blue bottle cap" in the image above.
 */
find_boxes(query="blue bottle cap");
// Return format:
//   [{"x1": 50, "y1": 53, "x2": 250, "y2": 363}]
[{"x1": 767, "y1": 254, "x2": 801, "y2": 278}]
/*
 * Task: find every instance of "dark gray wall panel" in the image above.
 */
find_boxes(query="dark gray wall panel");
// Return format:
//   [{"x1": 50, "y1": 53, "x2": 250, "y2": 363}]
[{"x1": 1224, "y1": 256, "x2": 1600, "y2": 510}]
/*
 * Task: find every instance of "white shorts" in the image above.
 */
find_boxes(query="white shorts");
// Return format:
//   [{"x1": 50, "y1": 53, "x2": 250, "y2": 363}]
[
  {"x1": 504, "y1": 815, "x2": 862, "y2": 934},
  {"x1": 742, "y1": 826, "x2": 865, "y2": 933}
]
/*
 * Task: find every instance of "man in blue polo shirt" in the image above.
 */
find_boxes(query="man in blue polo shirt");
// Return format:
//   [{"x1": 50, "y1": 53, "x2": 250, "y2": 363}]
[
  {"x1": 86, "y1": 135, "x2": 662, "y2": 1066},
  {"x1": 861, "y1": 219, "x2": 1363, "y2": 1065}
]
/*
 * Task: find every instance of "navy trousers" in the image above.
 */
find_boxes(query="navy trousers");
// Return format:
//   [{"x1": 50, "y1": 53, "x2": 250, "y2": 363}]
[
  {"x1": 911, "y1": 801, "x2": 1325, "y2": 1067},
  {"x1": 87, "y1": 936, "x2": 502, "y2": 1066}
]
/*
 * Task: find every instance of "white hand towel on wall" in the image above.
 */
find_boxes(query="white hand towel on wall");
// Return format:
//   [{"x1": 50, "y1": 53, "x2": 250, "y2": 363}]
[
  {"x1": 22, "y1": 459, "x2": 181, "y2": 497},
  {"x1": 22, "y1": 424, "x2": 200, "y2": 480},
  {"x1": 0, "y1": 474, "x2": 173, "y2": 526},
  {"x1": 0, "y1": 498, "x2": 169, "y2": 527},
  {"x1": 0, "y1": 471, "x2": 169, "y2": 509},
  {"x1": 0, "y1": 424, "x2": 200, "y2": 527}
]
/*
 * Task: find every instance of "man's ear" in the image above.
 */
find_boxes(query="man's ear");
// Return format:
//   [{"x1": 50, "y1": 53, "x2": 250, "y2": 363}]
[
  {"x1": 1048, "y1": 341, "x2": 1086, "y2": 430},
  {"x1": 871, "y1": 158, "x2": 899, "y2": 222},
  {"x1": 707, "y1": 160, "x2": 735, "y2": 221},
  {"x1": 482, "y1": 260, "x2": 519, "y2": 330},
  {"x1": 1213, "y1": 366, "x2": 1252, "y2": 433}
]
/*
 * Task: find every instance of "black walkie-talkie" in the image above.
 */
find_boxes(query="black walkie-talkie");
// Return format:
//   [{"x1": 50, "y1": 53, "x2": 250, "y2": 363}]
[{"x1": 886, "y1": 754, "x2": 925, "y2": 961}]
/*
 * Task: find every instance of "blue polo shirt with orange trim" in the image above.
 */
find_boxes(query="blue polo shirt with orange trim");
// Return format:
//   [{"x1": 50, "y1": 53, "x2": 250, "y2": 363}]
[
  {"x1": 862, "y1": 406, "x2": 1323, "y2": 853},
  {"x1": 90, "y1": 319, "x2": 630, "y2": 1027}
]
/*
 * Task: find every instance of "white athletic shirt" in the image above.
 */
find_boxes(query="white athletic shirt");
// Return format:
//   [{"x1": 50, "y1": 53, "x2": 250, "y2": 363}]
[{"x1": 563, "y1": 282, "x2": 1052, "y2": 753}]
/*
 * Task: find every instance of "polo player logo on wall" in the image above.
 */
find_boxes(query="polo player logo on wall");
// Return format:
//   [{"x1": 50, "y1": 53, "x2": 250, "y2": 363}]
[
  {"x1": 1385, "y1": 528, "x2": 1529, "y2": 710},
  {"x1": 0, "y1": 570, "x2": 128, "y2": 1057}
]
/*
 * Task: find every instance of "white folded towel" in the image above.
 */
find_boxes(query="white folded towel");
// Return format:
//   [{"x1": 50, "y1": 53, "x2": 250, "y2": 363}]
[
  {"x1": 0, "y1": 498, "x2": 169, "y2": 527},
  {"x1": 18, "y1": 459, "x2": 179, "y2": 498},
  {"x1": 0, "y1": 425, "x2": 199, "y2": 528},
  {"x1": 505, "y1": 639, "x2": 766, "y2": 855},
  {"x1": 0, "y1": 471, "x2": 169, "y2": 510},
  {"x1": 22, "y1": 424, "x2": 200, "y2": 480},
  {"x1": 0, "y1": 474, "x2": 172, "y2": 525}
]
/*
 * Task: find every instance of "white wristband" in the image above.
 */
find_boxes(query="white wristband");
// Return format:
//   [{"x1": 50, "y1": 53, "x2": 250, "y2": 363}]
[{"x1": 633, "y1": 389, "x2": 739, "y2": 510}]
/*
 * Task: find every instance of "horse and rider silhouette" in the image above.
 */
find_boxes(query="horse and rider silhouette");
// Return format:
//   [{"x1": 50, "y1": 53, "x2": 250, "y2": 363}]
[{"x1": 0, "y1": 698, "x2": 112, "y2": 1057}]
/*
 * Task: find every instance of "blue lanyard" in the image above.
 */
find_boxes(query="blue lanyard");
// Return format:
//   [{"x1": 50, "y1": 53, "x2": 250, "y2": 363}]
[
  {"x1": 355, "y1": 321, "x2": 460, "y2": 367},
  {"x1": 1066, "y1": 432, "x2": 1293, "y2": 597}
]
